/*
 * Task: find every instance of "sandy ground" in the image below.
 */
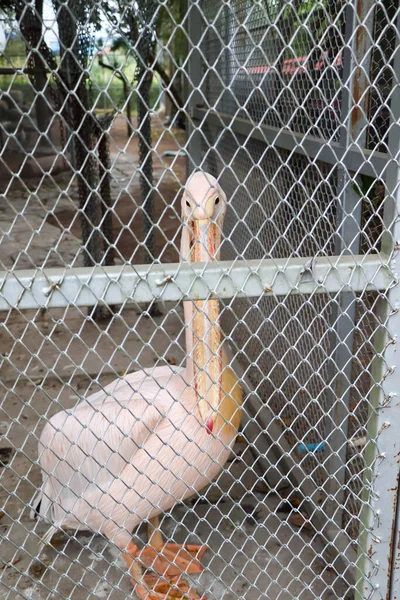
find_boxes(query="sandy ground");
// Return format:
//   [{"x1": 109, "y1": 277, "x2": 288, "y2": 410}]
[{"x1": 0, "y1": 115, "x2": 349, "y2": 599}]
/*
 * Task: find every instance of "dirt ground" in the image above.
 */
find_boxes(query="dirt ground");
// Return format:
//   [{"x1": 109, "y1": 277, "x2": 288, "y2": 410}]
[{"x1": 0, "y1": 115, "x2": 349, "y2": 599}]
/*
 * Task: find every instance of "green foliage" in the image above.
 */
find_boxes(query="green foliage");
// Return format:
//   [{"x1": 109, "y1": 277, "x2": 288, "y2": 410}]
[
  {"x1": 352, "y1": 175, "x2": 379, "y2": 204},
  {"x1": 287, "y1": 1, "x2": 336, "y2": 58},
  {"x1": 0, "y1": 34, "x2": 28, "y2": 93},
  {"x1": 93, "y1": 51, "x2": 136, "y2": 83},
  {"x1": 0, "y1": 2, "x2": 15, "y2": 15},
  {"x1": 156, "y1": 0, "x2": 186, "y2": 66},
  {"x1": 92, "y1": 81, "x2": 161, "y2": 112},
  {"x1": 0, "y1": 33, "x2": 26, "y2": 59},
  {"x1": 0, "y1": 0, "x2": 176, "y2": 112},
  {"x1": 110, "y1": 37, "x2": 128, "y2": 53},
  {"x1": 252, "y1": 0, "x2": 342, "y2": 60}
]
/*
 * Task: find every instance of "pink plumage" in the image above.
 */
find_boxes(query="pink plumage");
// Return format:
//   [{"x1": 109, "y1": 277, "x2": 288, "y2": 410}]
[
  {"x1": 32, "y1": 172, "x2": 242, "y2": 598},
  {"x1": 36, "y1": 366, "x2": 233, "y2": 549}
]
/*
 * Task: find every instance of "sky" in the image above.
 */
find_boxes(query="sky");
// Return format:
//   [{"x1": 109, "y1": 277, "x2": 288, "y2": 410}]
[
  {"x1": 0, "y1": 1, "x2": 59, "y2": 52},
  {"x1": 42, "y1": 0, "x2": 59, "y2": 48},
  {"x1": 42, "y1": 0, "x2": 112, "y2": 50}
]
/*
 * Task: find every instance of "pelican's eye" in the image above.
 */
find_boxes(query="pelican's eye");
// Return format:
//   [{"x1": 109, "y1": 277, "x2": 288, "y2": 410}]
[
  {"x1": 186, "y1": 200, "x2": 190, "y2": 207},
  {"x1": 215, "y1": 197, "x2": 220, "y2": 204}
]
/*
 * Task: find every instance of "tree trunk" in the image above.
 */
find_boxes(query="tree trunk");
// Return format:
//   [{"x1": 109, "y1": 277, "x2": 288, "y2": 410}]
[
  {"x1": 151, "y1": 55, "x2": 184, "y2": 114},
  {"x1": 137, "y1": 68, "x2": 154, "y2": 264},
  {"x1": 98, "y1": 59, "x2": 133, "y2": 140},
  {"x1": 56, "y1": 0, "x2": 102, "y2": 269},
  {"x1": 122, "y1": 77, "x2": 134, "y2": 139},
  {"x1": 16, "y1": 0, "x2": 51, "y2": 140},
  {"x1": 98, "y1": 130, "x2": 115, "y2": 266}
]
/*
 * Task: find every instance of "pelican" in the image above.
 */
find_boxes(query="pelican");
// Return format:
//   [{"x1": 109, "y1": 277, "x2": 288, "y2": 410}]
[{"x1": 31, "y1": 172, "x2": 242, "y2": 599}]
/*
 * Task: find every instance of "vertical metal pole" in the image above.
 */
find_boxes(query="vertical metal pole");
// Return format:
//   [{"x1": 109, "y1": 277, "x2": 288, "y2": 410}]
[
  {"x1": 324, "y1": 0, "x2": 374, "y2": 528},
  {"x1": 187, "y1": 0, "x2": 204, "y2": 173},
  {"x1": 222, "y1": 3, "x2": 230, "y2": 115},
  {"x1": 356, "y1": 11, "x2": 400, "y2": 598},
  {"x1": 389, "y1": 476, "x2": 400, "y2": 600}
]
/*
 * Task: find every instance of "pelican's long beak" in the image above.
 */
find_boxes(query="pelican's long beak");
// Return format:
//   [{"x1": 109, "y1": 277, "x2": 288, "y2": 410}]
[
  {"x1": 191, "y1": 217, "x2": 223, "y2": 435},
  {"x1": 192, "y1": 219, "x2": 220, "y2": 262}
]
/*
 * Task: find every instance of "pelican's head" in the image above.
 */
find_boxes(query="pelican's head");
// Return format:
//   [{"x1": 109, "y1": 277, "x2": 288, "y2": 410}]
[{"x1": 181, "y1": 171, "x2": 227, "y2": 263}]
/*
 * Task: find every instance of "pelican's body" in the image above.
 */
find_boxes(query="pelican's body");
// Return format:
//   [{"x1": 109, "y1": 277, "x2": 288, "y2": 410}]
[
  {"x1": 37, "y1": 363, "x2": 241, "y2": 549},
  {"x1": 33, "y1": 172, "x2": 242, "y2": 599}
]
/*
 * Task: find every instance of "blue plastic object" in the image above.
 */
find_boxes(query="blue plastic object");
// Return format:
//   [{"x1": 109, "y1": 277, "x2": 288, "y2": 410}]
[{"x1": 297, "y1": 442, "x2": 325, "y2": 454}]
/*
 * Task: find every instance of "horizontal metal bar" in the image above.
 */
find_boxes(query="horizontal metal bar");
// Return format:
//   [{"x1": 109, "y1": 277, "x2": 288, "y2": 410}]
[
  {"x1": 193, "y1": 108, "x2": 392, "y2": 179},
  {"x1": 0, "y1": 254, "x2": 392, "y2": 311},
  {"x1": 0, "y1": 67, "x2": 38, "y2": 75}
]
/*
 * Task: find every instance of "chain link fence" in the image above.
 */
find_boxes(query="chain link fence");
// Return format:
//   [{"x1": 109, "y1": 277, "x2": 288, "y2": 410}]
[{"x1": 0, "y1": 0, "x2": 399, "y2": 599}]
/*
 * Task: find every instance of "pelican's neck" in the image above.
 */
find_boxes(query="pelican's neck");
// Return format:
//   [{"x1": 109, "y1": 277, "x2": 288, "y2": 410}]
[
  {"x1": 184, "y1": 300, "x2": 194, "y2": 381},
  {"x1": 181, "y1": 219, "x2": 223, "y2": 416},
  {"x1": 192, "y1": 296, "x2": 223, "y2": 414},
  {"x1": 181, "y1": 223, "x2": 195, "y2": 380}
]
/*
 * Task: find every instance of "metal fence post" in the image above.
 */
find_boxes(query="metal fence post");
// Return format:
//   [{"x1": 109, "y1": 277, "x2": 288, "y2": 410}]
[
  {"x1": 324, "y1": 0, "x2": 375, "y2": 529},
  {"x1": 390, "y1": 478, "x2": 400, "y2": 599},
  {"x1": 356, "y1": 14, "x2": 400, "y2": 596}
]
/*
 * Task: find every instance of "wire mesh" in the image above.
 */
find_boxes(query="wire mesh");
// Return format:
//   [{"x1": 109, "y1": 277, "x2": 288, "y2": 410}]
[
  {"x1": 203, "y1": 131, "x2": 337, "y2": 484},
  {"x1": 0, "y1": 0, "x2": 399, "y2": 600}
]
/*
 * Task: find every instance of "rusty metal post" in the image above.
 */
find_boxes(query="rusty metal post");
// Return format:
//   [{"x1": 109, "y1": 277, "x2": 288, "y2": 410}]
[
  {"x1": 356, "y1": 7, "x2": 400, "y2": 597},
  {"x1": 324, "y1": 0, "x2": 375, "y2": 529}
]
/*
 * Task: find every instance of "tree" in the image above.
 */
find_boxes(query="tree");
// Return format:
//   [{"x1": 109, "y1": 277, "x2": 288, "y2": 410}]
[
  {"x1": 97, "y1": 48, "x2": 134, "y2": 139},
  {"x1": 110, "y1": 34, "x2": 185, "y2": 128},
  {"x1": 3, "y1": 0, "x2": 55, "y2": 138},
  {"x1": 155, "y1": 0, "x2": 186, "y2": 127},
  {"x1": 101, "y1": 0, "x2": 159, "y2": 268},
  {"x1": 53, "y1": 0, "x2": 110, "y2": 272},
  {"x1": 3, "y1": 0, "x2": 115, "y2": 277},
  {"x1": 133, "y1": 0, "x2": 157, "y2": 267}
]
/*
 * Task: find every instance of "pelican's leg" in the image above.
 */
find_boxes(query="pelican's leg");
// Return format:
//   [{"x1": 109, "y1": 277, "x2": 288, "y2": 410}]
[
  {"x1": 122, "y1": 542, "x2": 153, "y2": 599},
  {"x1": 133, "y1": 574, "x2": 206, "y2": 600},
  {"x1": 125, "y1": 536, "x2": 206, "y2": 600},
  {"x1": 135, "y1": 516, "x2": 207, "y2": 577}
]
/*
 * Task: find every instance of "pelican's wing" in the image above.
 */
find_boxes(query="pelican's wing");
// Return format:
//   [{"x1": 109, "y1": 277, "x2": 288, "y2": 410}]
[{"x1": 36, "y1": 372, "x2": 170, "y2": 527}]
